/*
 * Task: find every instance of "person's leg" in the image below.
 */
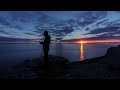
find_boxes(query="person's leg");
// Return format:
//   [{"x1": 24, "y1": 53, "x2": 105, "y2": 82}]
[
  {"x1": 43, "y1": 50, "x2": 49, "y2": 78},
  {"x1": 44, "y1": 50, "x2": 48, "y2": 65}
]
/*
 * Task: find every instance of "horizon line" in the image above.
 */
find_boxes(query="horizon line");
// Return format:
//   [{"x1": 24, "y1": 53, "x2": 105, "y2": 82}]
[{"x1": 0, "y1": 39, "x2": 120, "y2": 44}]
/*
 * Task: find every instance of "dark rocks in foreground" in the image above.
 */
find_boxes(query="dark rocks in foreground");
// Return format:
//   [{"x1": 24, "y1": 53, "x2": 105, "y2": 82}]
[
  {"x1": 67, "y1": 45, "x2": 120, "y2": 79},
  {"x1": 7, "y1": 55, "x2": 69, "y2": 79}
]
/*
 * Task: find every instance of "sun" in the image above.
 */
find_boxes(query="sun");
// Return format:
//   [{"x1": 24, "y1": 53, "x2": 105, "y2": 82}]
[
  {"x1": 75, "y1": 40, "x2": 87, "y2": 44},
  {"x1": 80, "y1": 40, "x2": 87, "y2": 44},
  {"x1": 80, "y1": 41, "x2": 84, "y2": 44}
]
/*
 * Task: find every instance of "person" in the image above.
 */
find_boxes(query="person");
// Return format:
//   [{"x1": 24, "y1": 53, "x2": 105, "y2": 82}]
[{"x1": 40, "y1": 31, "x2": 50, "y2": 66}]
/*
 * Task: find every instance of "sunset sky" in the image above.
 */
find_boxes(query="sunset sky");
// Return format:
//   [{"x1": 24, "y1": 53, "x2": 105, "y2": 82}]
[{"x1": 0, "y1": 11, "x2": 120, "y2": 43}]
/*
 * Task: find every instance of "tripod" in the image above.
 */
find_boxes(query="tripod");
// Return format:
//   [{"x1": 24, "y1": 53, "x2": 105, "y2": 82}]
[{"x1": 40, "y1": 47, "x2": 44, "y2": 58}]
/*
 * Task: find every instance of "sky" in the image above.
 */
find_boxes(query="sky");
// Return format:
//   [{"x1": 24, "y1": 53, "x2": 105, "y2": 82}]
[{"x1": 0, "y1": 11, "x2": 120, "y2": 43}]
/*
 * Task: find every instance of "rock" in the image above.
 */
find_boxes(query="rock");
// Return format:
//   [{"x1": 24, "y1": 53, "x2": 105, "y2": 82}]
[
  {"x1": 118, "y1": 45, "x2": 120, "y2": 48},
  {"x1": 24, "y1": 59, "x2": 31, "y2": 63},
  {"x1": 8, "y1": 55, "x2": 69, "y2": 79},
  {"x1": 105, "y1": 45, "x2": 120, "y2": 58}
]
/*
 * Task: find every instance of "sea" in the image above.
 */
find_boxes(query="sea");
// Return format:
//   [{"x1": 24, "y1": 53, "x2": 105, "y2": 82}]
[{"x1": 0, "y1": 43, "x2": 120, "y2": 73}]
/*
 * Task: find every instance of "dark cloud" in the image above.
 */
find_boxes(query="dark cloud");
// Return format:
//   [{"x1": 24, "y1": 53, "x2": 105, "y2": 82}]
[
  {"x1": 74, "y1": 11, "x2": 107, "y2": 27},
  {"x1": 0, "y1": 30, "x2": 16, "y2": 35},
  {"x1": 0, "y1": 36, "x2": 32, "y2": 42},
  {"x1": 96, "y1": 19, "x2": 109, "y2": 25},
  {"x1": 91, "y1": 33, "x2": 120, "y2": 40},
  {"x1": 94, "y1": 33, "x2": 115, "y2": 39},
  {"x1": 19, "y1": 18, "x2": 30, "y2": 23},
  {"x1": 25, "y1": 32, "x2": 43, "y2": 37},
  {"x1": 0, "y1": 16, "x2": 24, "y2": 30},
  {"x1": 33, "y1": 29, "x2": 53, "y2": 34},
  {"x1": 77, "y1": 21, "x2": 93, "y2": 28},
  {"x1": 85, "y1": 27, "x2": 90, "y2": 31},
  {"x1": 0, "y1": 11, "x2": 120, "y2": 41},
  {"x1": 62, "y1": 26, "x2": 74, "y2": 33},
  {"x1": 35, "y1": 25, "x2": 74, "y2": 40},
  {"x1": 24, "y1": 32, "x2": 36, "y2": 35},
  {"x1": 0, "y1": 17, "x2": 13, "y2": 28},
  {"x1": 50, "y1": 26, "x2": 74, "y2": 39},
  {"x1": 84, "y1": 26, "x2": 120, "y2": 35},
  {"x1": 55, "y1": 37, "x2": 63, "y2": 41},
  {"x1": 106, "y1": 20, "x2": 120, "y2": 27},
  {"x1": 8, "y1": 11, "x2": 34, "y2": 22},
  {"x1": 14, "y1": 25, "x2": 24, "y2": 30},
  {"x1": 67, "y1": 19, "x2": 76, "y2": 23},
  {"x1": 54, "y1": 23, "x2": 67, "y2": 28}
]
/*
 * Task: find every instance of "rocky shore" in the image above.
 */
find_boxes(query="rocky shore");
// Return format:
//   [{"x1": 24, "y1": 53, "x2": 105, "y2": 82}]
[
  {"x1": 67, "y1": 45, "x2": 120, "y2": 79},
  {"x1": 3, "y1": 45, "x2": 120, "y2": 79},
  {"x1": 5, "y1": 55, "x2": 69, "y2": 79}
]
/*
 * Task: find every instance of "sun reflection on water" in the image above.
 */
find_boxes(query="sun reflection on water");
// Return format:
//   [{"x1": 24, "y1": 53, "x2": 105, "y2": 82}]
[{"x1": 80, "y1": 42, "x2": 85, "y2": 61}]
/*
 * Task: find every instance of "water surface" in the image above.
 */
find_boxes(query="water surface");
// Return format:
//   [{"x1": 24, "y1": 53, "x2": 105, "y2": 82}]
[{"x1": 0, "y1": 43, "x2": 120, "y2": 72}]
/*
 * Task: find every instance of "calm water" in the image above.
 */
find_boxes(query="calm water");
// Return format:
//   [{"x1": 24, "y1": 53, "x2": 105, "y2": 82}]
[{"x1": 0, "y1": 43, "x2": 120, "y2": 72}]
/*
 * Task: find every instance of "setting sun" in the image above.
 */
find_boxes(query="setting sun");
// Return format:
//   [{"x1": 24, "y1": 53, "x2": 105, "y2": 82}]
[
  {"x1": 80, "y1": 41, "x2": 84, "y2": 44},
  {"x1": 75, "y1": 40, "x2": 87, "y2": 44},
  {"x1": 75, "y1": 39, "x2": 120, "y2": 44}
]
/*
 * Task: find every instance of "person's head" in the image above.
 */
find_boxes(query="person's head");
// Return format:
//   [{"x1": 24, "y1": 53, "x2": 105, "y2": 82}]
[{"x1": 44, "y1": 31, "x2": 48, "y2": 36}]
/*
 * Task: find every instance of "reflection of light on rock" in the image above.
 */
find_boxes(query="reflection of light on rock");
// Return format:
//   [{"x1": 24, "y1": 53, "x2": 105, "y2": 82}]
[{"x1": 80, "y1": 43, "x2": 84, "y2": 61}]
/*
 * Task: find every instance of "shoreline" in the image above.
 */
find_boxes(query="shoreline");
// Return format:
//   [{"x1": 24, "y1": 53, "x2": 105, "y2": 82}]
[{"x1": 3, "y1": 55, "x2": 106, "y2": 79}]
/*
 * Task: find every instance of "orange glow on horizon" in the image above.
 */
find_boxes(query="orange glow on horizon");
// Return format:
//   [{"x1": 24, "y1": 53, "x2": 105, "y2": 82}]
[
  {"x1": 1, "y1": 39, "x2": 120, "y2": 44},
  {"x1": 75, "y1": 39, "x2": 120, "y2": 44},
  {"x1": 80, "y1": 40, "x2": 87, "y2": 44}
]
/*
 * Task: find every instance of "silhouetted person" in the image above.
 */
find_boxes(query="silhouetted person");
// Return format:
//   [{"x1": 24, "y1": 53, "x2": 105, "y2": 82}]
[{"x1": 40, "y1": 31, "x2": 50, "y2": 67}]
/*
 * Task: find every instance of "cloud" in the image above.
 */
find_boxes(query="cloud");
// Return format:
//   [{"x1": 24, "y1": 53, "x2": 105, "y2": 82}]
[
  {"x1": 1, "y1": 11, "x2": 120, "y2": 41},
  {"x1": 0, "y1": 16, "x2": 24, "y2": 30},
  {"x1": 35, "y1": 25, "x2": 74, "y2": 40},
  {"x1": 19, "y1": 18, "x2": 30, "y2": 23},
  {"x1": 85, "y1": 27, "x2": 90, "y2": 31},
  {"x1": 74, "y1": 11, "x2": 108, "y2": 27},
  {"x1": 0, "y1": 36, "x2": 32, "y2": 42},
  {"x1": 61, "y1": 34, "x2": 120, "y2": 42},
  {"x1": 84, "y1": 26, "x2": 120, "y2": 35},
  {"x1": 0, "y1": 17, "x2": 13, "y2": 28},
  {"x1": 13, "y1": 25, "x2": 24, "y2": 30},
  {"x1": 0, "y1": 30, "x2": 16, "y2": 35},
  {"x1": 55, "y1": 37, "x2": 63, "y2": 41},
  {"x1": 52, "y1": 26, "x2": 74, "y2": 38},
  {"x1": 95, "y1": 19, "x2": 109, "y2": 26},
  {"x1": 92, "y1": 33, "x2": 120, "y2": 40},
  {"x1": 24, "y1": 32, "x2": 36, "y2": 35}
]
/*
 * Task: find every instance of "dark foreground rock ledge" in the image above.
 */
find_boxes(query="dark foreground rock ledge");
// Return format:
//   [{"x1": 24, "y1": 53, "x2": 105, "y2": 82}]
[
  {"x1": 67, "y1": 45, "x2": 120, "y2": 79},
  {"x1": 6, "y1": 55, "x2": 69, "y2": 79}
]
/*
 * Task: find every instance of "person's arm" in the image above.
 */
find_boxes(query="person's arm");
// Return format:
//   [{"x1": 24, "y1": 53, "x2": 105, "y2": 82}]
[
  {"x1": 39, "y1": 36, "x2": 50, "y2": 45},
  {"x1": 39, "y1": 42, "x2": 44, "y2": 44}
]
